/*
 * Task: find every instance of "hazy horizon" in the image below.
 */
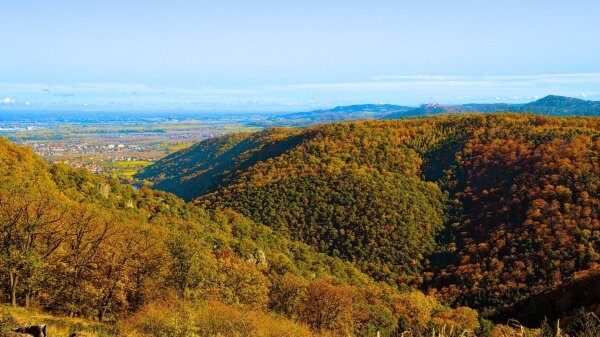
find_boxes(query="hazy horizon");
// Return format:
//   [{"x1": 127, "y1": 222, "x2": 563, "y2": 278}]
[{"x1": 2, "y1": 1, "x2": 600, "y2": 111}]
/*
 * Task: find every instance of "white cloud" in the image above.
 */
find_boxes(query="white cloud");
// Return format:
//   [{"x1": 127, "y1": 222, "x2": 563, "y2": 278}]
[
  {"x1": 269, "y1": 73, "x2": 600, "y2": 91},
  {"x1": 0, "y1": 82, "x2": 253, "y2": 96},
  {"x1": 264, "y1": 73, "x2": 600, "y2": 102},
  {"x1": 1, "y1": 73, "x2": 600, "y2": 109},
  {"x1": 371, "y1": 75, "x2": 468, "y2": 81}
]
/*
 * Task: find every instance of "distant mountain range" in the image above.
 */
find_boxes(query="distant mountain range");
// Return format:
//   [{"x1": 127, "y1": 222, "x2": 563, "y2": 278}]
[
  {"x1": 385, "y1": 95, "x2": 600, "y2": 119},
  {"x1": 257, "y1": 104, "x2": 413, "y2": 126},
  {"x1": 259, "y1": 95, "x2": 600, "y2": 126}
]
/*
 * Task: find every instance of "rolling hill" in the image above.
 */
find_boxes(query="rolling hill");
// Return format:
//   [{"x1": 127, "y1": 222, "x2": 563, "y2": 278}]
[
  {"x1": 0, "y1": 136, "x2": 490, "y2": 336},
  {"x1": 241, "y1": 95, "x2": 600, "y2": 126},
  {"x1": 259, "y1": 103, "x2": 414, "y2": 126},
  {"x1": 138, "y1": 113, "x2": 600, "y2": 320}
]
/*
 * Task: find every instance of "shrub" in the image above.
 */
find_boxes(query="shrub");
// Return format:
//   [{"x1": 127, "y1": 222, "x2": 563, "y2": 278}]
[{"x1": 124, "y1": 298, "x2": 318, "y2": 337}]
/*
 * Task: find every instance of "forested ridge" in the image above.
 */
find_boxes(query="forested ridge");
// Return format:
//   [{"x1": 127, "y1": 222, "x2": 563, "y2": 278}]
[
  {"x1": 0, "y1": 137, "x2": 486, "y2": 336},
  {"x1": 140, "y1": 113, "x2": 600, "y2": 325}
]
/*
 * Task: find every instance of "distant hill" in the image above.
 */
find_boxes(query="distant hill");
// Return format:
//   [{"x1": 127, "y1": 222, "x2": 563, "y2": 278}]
[
  {"x1": 384, "y1": 95, "x2": 600, "y2": 119},
  {"x1": 254, "y1": 95, "x2": 599, "y2": 126},
  {"x1": 384, "y1": 103, "x2": 515, "y2": 118},
  {"x1": 260, "y1": 104, "x2": 413, "y2": 126},
  {"x1": 520, "y1": 94, "x2": 600, "y2": 115}
]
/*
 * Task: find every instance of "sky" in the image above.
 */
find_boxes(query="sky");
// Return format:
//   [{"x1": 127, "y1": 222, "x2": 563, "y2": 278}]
[{"x1": 1, "y1": 0, "x2": 600, "y2": 111}]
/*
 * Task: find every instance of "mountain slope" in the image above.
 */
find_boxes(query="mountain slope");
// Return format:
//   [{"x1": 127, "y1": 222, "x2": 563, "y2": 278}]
[
  {"x1": 492, "y1": 270, "x2": 600, "y2": 327},
  {"x1": 140, "y1": 113, "x2": 600, "y2": 317},
  {"x1": 136, "y1": 128, "x2": 306, "y2": 200},
  {"x1": 2, "y1": 135, "x2": 500, "y2": 336}
]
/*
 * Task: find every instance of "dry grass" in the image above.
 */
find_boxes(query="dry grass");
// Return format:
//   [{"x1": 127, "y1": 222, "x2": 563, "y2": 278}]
[
  {"x1": 121, "y1": 299, "x2": 321, "y2": 337},
  {"x1": 0, "y1": 305, "x2": 115, "y2": 337},
  {"x1": 490, "y1": 312, "x2": 600, "y2": 337}
]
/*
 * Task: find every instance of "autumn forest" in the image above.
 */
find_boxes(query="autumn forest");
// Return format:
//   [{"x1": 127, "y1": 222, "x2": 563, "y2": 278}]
[{"x1": 1, "y1": 113, "x2": 599, "y2": 336}]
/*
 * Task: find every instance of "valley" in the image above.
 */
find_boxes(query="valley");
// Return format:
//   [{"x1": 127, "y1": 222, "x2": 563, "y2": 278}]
[
  {"x1": 0, "y1": 111, "x2": 261, "y2": 178},
  {"x1": 1, "y1": 103, "x2": 599, "y2": 337}
]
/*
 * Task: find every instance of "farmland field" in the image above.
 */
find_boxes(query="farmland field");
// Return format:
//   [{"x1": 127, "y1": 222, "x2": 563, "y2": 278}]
[{"x1": 0, "y1": 111, "x2": 263, "y2": 180}]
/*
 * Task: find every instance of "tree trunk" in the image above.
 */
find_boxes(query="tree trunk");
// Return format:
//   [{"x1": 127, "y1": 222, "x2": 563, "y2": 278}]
[
  {"x1": 9, "y1": 271, "x2": 18, "y2": 307},
  {"x1": 98, "y1": 283, "x2": 116, "y2": 322},
  {"x1": 69, "y1": 287, "x2": 77, "y2": 317}
]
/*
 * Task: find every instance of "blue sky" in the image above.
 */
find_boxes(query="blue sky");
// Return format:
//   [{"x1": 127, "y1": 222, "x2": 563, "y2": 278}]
[{"x1": 1, "y1": 0, "x2": 600, "y2": 111}]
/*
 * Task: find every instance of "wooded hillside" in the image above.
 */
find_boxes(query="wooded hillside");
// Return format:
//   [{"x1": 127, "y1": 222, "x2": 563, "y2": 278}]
[
  {"x1": 0, "y1": 137, "x2": 483, "y2": 336},
  {"x1": 140, "y1": 113, "x2": 600, "y2": 321}
]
